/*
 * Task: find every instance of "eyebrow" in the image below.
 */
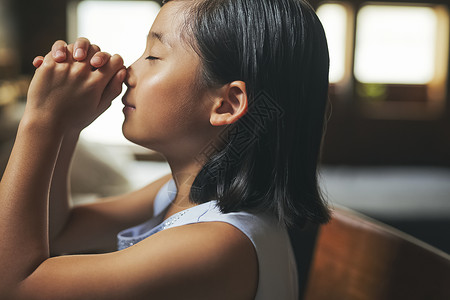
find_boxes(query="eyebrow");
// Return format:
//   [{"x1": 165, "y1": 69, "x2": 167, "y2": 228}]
[{"x1": 148, "y1": 31, "x2": 172, "y2": 48}]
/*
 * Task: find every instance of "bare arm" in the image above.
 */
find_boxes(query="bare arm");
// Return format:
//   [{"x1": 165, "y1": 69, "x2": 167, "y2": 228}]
[
  {"x1": 48, "y1": 130, "x2": 79, "y2": 245},
  {"x1": 0, "y1": 114, "x2": 63, "y2": 289},
  {"x1": 0, "y1": 40, "x2": 126, "y2": 292}
]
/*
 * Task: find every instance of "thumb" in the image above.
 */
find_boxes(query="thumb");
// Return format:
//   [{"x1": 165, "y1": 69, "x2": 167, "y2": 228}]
[{"x1": 98, "y1": 68, "x2": 127, "y2": 113}]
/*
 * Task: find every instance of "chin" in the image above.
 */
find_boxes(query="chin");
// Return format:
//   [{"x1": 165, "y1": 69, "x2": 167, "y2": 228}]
[
  {"x1": 122, "y1": 128, "x2": 162, "y2": 153},
  {"x1": 122, "y1": 126, "x2": 144, "y2": 147}
]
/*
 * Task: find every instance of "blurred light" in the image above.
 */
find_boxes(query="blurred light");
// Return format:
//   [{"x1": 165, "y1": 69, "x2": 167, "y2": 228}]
[
  {"x1": 354, "y1": 5, "x2": 438, "y2": 84},
  {"x1": 71, "y1": 1, "x2": 160, "y2": 145},
  {"x1": 317, "y1": 3, "x2": 348, "y2": 83}
]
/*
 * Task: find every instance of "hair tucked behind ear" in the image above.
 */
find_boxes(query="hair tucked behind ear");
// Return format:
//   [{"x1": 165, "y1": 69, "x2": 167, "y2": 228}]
[{"x1": 165, "y1": 0, "x2": 331, "y2": 228}]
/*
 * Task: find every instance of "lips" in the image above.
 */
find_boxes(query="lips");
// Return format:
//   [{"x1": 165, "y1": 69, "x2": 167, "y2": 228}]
[{"x1": 122, "y1": 97, "x2": 136, "y2": 109}]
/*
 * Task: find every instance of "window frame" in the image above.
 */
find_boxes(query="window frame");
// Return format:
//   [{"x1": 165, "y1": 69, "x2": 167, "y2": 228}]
[{"x1": 315, "y1": 0, "x2": 450, "y2": 120}]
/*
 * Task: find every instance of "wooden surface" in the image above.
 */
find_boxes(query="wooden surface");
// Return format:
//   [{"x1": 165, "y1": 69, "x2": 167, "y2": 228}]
[{"x1": 304, "y1": 206, "x2": 450, "y2": 300}]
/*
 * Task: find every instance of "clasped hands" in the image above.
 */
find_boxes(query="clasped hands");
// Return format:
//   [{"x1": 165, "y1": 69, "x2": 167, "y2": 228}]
[{"x1": 26, "y1": 38, "x2": 126, "y2": 132}]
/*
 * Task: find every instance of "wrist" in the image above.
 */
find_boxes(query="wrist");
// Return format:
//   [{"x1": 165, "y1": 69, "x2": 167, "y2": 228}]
[
  {"x1": 19, "y1": 111, "x2": 65, "y2": 139},
  {"x1": 64, "y1": 129, "x2": 81, "y2": 139}
]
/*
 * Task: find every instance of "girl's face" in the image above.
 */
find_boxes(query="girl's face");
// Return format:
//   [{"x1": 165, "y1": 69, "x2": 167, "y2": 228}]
[{"x1": 122, "y1": 1, "x2": 215, "y2": 157}]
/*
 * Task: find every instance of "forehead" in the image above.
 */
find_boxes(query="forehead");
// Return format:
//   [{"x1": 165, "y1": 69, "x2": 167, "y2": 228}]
[
  {"x1": 148, "y1": 1, "x2": 190, "y2": 48},
  {"x1": 148, "y1": 31, "x2": 172, "y2": 48}
]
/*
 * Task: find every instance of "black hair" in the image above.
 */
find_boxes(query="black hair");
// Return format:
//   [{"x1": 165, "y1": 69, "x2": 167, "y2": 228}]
[{"x1": 164, "y1": 0, "x2": 331, "y2": 227}]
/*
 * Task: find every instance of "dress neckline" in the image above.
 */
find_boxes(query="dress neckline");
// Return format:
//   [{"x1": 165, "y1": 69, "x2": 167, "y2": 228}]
[{"x1": 160, "y1": 179, "x2": 200, "y2": 221}]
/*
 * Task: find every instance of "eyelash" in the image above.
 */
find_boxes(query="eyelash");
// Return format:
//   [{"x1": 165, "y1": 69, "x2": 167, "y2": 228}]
[{"x1": 145, "y1": 56, "x2": 159, "y2": 61}]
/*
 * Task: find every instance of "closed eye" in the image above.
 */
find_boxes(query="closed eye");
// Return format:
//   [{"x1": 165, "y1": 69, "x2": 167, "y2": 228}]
[{"x1": 145, "y1": 56, "x2": 159, "y2": 61}]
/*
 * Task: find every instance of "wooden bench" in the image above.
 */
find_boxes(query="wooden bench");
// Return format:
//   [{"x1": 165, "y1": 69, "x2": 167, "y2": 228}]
[{"x1": 299, "y1": 206, "x2": 450, "y2": 300}]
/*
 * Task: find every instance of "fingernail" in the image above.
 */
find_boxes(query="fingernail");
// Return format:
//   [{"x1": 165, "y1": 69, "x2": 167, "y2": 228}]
[
  {"x1": 91, "y1": 56, "x2": 103, "y2": 65},
  {"x1": 75, "y1": 48, "x2": 85, "y2": 59},
  {"x1": 55, "y1": 50, "x2": 65, "y2": 59}
]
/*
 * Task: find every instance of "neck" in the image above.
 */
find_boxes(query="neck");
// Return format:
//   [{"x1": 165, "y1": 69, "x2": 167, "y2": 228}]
[
  {"x1": 158, "y1": 129, "x2": 220, "y2": 214},
  {"x1": 164, "y1": 152, "x2": 206, "y2": 211}
]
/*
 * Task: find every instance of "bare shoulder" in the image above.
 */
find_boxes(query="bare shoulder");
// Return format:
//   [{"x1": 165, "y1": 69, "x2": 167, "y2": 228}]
[{"x1": 121, "y1": 221, "x2": 259, "y2": 300}]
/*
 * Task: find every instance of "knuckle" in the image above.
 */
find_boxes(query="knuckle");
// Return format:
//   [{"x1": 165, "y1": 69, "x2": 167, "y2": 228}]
[
  {"x1": 41, "y1": 57, "x2": 56, "y2": 69},
  {"x1": 44, "y1": 52, "x2": 54, "y2": 61},
  {"x1": 72, "y1": 64, "x2": 88, "y2": 76},
  {"x1": 56, "y1": 63, "x2": 71, "y2": 73},
  {"x1": 111, "y1": 54, "x2": 124, "y2": 66}
]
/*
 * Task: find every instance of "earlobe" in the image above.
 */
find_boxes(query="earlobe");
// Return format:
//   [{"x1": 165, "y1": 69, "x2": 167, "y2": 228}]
[{"x1": 210, "y1": 81, "x2": 248, "y2": 126}]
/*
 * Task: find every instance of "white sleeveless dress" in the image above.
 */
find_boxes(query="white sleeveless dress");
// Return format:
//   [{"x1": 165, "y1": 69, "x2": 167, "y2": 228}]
[{"x1": 117, "y1": 179, "x2": 298, "y2": 299}]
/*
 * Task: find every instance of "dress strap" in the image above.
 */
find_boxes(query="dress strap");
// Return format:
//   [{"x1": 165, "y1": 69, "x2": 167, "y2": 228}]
[{"x1": 153, "y1": 179, "x2": 176, "y2": 217}]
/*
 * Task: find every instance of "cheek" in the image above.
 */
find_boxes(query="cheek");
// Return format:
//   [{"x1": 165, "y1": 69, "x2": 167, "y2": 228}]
[
  {"x1": 143, "y1": 68, "x2": 201, "y2": 122},
  {"x1": 132, "y1": 73, "x2": 204, "y2": 140},
  {"x1": 125, "y1": 55, "x2": 211, "y2": 149}
]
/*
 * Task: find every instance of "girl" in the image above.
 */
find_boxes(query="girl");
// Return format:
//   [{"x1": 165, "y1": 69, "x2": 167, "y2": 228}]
[{"x1": 0, "y1": 0, "x2": 330, "y2": 299}]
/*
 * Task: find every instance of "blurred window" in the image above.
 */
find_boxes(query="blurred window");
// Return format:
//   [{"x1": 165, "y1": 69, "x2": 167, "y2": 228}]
[
  {"x1": 317, "y1": 2, "x2": 449, "y2": 119},
  {"x1": 317, "y1": 3, "x2": 349, "y2": 83},
  {"x1": 354, "y1": 5, "x2": 438, "y2": 84}
]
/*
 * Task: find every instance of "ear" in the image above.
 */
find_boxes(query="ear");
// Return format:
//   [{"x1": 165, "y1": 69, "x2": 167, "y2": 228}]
[{"x1": 210, "y1": 81, "x2": 248, "y2": 126}]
